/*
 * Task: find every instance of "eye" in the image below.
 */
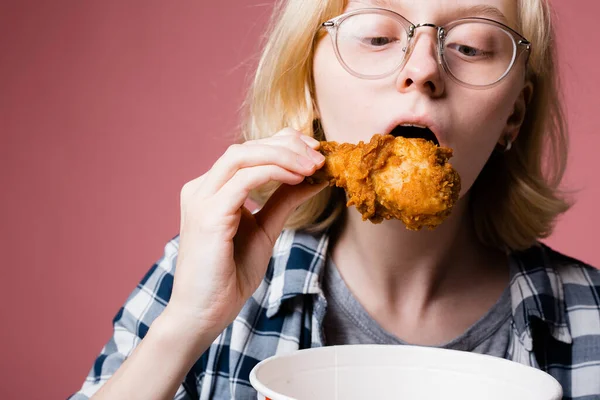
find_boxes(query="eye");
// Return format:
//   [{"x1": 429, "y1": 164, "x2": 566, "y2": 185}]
[
  {"x1": 447, "y1": 43, "x2": 486, "y2": 57},
  {"x1": 368, "y1": 36, "x2": 394, "y2": 46},
  {"x1": 357, "y1": 35, "x2": 398, "y2": 48}
]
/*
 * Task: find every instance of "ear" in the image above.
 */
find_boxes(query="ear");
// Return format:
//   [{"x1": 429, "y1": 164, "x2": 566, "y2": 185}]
[{"x1": 499, "y1": 80, "x2": 533, "y2": 147}]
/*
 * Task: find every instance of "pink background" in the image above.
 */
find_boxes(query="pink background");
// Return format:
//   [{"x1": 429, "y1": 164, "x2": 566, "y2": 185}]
[{"x1": 1, "y1": 1, "x2": 598, "y2": 399}]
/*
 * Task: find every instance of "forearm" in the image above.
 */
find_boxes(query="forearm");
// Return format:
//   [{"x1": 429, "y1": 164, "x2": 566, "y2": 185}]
[{"x1": 91, "y1": 311, "x2": 215, "y2": 400}]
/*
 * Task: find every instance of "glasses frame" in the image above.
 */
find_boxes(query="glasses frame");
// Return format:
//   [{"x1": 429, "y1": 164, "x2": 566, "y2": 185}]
[{"x1": 320, "y1": 8, "x2": 532, "y2": 89}]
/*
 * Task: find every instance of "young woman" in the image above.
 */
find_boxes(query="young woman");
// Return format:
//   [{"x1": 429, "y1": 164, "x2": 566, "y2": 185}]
[{"x1": 71, "y1": 0, "x2": 600, "y2": 399}]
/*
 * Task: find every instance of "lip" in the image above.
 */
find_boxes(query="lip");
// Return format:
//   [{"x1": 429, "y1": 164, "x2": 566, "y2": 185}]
[{"x1": 382, "y1": 115, "x2": 444, "y2": 145}]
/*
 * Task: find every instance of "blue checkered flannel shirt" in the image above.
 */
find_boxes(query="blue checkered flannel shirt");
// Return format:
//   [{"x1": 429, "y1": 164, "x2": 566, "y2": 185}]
[{"x1": 70, "y1": 229, "x2": 600, "y2": 399}]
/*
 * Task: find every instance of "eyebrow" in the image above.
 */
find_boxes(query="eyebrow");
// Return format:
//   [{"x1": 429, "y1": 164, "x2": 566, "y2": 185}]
[
  {"x1": 448, "y1": 5, "x2": 510, "y2": 24},
  {"x1": 356, "y1": 1, "x2": 510, "y2": 25},
  {"x1": 369, "y1": 0, "x2": 394, "y2": 8}
]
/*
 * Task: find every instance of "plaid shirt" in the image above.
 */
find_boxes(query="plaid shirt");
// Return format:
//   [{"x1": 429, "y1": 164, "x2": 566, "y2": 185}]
[{"x1": 71, "y1": 229, "x2": 600, "y2": 400}]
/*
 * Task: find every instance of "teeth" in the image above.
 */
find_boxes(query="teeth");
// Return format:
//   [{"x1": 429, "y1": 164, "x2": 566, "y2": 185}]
[{"x1": 400, "y1": 123, "x2": 428, "y2": 129}]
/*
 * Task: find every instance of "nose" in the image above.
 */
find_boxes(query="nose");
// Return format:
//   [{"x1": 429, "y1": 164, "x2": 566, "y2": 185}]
[{"x1": 395, "y1": 28, "x2": 445, "y2": 97}]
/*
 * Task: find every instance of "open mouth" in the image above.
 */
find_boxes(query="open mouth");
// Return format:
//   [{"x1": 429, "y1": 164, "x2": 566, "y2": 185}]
[{"x1": 389, "y1": 125, "x2": 439, "y2": 146}]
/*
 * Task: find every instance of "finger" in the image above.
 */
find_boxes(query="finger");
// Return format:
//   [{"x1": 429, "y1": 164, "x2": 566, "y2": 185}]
[
  {"x1": 214, "y1": 165, "x2": 307, "y2": 213},
  {"x1": 255, "y1": 181, "x2": 329, "y2": 244},
  {"x1": 246, "y1": 135, "x2": 322, "y2": 161},
  {"x1": 201, "y1": 143, "x2": 322, "y2": 197},
  {"x1": 251, "y1": 128, "x2": 321, "y2": 150},
  {"x1": 274, "y1": 127, "x2": 317, "y2": 143}
]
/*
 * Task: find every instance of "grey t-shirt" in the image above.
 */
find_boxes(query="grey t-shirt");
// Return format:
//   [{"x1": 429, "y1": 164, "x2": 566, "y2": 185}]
[{"x1": 322, "y1": 256, "x2": 512, "y2": 357}]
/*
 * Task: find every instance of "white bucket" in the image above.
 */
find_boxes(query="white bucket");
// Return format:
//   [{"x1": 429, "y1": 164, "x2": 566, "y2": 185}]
[{"x1": 249, "y1": 345, "x2": 562, "y2": 400}]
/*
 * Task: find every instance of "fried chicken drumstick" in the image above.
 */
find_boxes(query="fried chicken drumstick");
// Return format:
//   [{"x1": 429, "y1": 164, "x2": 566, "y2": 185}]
[{"x1": 306, "y1": 134, "x2": 461, "y2": 230}]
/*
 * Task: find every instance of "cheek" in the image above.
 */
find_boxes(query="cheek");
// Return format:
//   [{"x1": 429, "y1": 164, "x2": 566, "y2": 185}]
[
  {"x1": 448, "y1": 86, "x2": 518, "y2": 196},
  {"x1": 313, "y1": 39, "x2": 372, "y2": 143}
]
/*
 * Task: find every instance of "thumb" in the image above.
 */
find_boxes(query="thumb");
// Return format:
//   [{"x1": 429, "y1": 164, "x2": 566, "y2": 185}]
[{"x1": 255, "y1": 181, "x2": 329, "y2": 243}]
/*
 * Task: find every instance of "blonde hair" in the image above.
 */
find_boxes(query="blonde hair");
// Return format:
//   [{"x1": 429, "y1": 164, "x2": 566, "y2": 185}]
[{"x1": 242, "y1": 0, "x2": 570, "y2": 251}]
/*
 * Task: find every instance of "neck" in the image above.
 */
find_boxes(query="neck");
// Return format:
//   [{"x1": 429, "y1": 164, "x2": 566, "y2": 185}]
[
  {"x1": 328, "y1": 194, "x2": 510, "y2": 345},
  {"x1": 329, "y1": 194, "x2": 504, "y2": 308}
]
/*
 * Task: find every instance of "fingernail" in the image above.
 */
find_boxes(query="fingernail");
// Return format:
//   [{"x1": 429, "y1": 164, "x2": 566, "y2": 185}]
[
  {"x1": 309, "y1": 150, "x2": 325, "y2": 164},
  {"x1": 300, "y1": 135, "x2": 320, "y2": 148},
  {"x1": 297, "y1": 155, "x2": 315, "y2": 169}
]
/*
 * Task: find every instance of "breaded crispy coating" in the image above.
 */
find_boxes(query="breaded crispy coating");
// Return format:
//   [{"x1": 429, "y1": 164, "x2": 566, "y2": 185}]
[{"x1": 307, "y1": 134, "x2": 461, "y2": 229}]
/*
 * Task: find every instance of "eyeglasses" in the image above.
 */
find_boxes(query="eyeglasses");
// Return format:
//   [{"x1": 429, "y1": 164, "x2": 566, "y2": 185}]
[{"x1": 320, "y1": 8, "x2": 531, "y2": 89}]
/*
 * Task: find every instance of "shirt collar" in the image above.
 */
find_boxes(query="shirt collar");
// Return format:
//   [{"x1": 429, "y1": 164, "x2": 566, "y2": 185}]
[
  {"x1": 265, "y1": 230, "x2": 573, "y2": 347},
  {"x1": 265, "y1": 229, "x2": 330, "y2": 318}
]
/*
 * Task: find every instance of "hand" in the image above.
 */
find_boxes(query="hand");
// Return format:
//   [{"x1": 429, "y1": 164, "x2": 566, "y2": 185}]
[{"x1": 163, "y1": 128, "x2": 327, "y2": 345}]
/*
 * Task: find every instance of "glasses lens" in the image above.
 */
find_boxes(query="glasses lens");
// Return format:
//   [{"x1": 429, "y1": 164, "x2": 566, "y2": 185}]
[
  {"x1": 443, "y1": 22, "x2": 516, "y2": 86},
  {"x1": 336, "y1": 12, "x2": 410, "y2": 77}
]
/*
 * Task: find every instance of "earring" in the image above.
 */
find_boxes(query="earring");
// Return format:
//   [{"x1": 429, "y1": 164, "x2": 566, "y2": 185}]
[{"x1": 504, "y1": 138, "x2": 512, "y2": 152}]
